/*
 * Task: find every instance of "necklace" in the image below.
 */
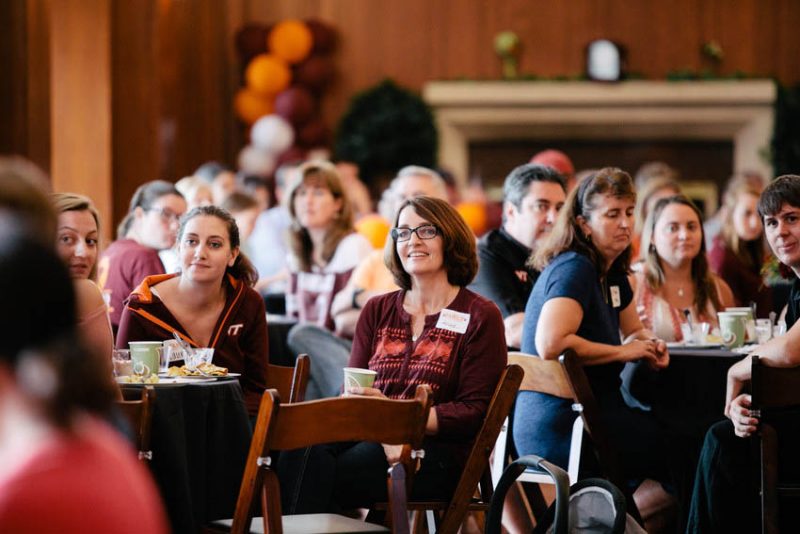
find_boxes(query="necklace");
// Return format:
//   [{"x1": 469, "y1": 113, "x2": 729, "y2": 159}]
[{"x1": 677, "y1": 286, "x2": 685, "y2": 297}]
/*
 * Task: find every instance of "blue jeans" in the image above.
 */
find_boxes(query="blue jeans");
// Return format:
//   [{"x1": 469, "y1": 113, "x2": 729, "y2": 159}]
[{"x1": 287, "y1": 323, "x2": 352, "y2": 400}]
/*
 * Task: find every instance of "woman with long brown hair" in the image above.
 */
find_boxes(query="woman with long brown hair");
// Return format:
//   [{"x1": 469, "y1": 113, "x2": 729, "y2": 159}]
[{"x1": 634, "y1": 195, "x2": 735, "y2": 341}]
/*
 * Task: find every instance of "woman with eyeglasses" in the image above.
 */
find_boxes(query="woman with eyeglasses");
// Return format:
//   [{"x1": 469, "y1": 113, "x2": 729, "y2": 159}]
[
  {"x1": 98, "y1": 180, "x2": 187, "y2": 331},
  {"x1": 279, "y1": 196, "x2": 507, "y2": 513}
]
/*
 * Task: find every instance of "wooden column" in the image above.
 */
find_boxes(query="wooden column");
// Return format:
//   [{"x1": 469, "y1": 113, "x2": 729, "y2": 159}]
[{"x1": 49, "y1": 0, "x2": 113, "y2": 239}]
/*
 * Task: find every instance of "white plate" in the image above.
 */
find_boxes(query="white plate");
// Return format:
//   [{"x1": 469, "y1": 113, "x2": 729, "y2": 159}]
[{"x1": 666, "y1": 342, "x2": 723, "y2": 349}]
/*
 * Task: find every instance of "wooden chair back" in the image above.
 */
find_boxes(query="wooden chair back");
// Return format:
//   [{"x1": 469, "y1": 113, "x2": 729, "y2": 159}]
[
  {"x1": 491, "y1": 352, "x2": 584, "y2": 517},
  {"x1": 266, "y1": 353, "x2": 309, "y2": 403},
  {"x1": 229, "y1": 385, "x2": 433, "y2": 534},
  {"x1": 118, "y1": 386, "x2": 156, "y2": 462},
  {"x1": 751, "y1": 355, "x2": 800, "y2": 534},
  {"x1": 558, "y1": 350, "x2": 643, "y2": 524},
  {"x1": 415, "y1": 364, "x2": 523, "y2": 534}
]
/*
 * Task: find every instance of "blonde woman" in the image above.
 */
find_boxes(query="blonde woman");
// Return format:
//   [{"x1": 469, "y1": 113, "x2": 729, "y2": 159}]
[
  {"x1": 52, "y1": 193, "x2": 114, "y2": 364},
  {"x1": 709, "y1": 174, "x2": 772, "y2": 315}
]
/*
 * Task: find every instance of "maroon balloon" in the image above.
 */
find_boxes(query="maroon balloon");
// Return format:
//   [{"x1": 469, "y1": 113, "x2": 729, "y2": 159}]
[
  {"x1": 235, "y1": 24, "x2": 270, "y2": 63},
  {"x1": 274, "y1": 86, "x2": 316, "y2": 126},
  {"x1": 277, "y1": 145, "x2": 307, "y2": 166},
  {"x1": 305, "y1": 19, "x2": 337, "y2": 53},
  {"x1": 294, "y1": 55, "x2": 335, "y2": 91},
  {"x1": 297, "y1": 118, "x2": 328, "y2": 147}
]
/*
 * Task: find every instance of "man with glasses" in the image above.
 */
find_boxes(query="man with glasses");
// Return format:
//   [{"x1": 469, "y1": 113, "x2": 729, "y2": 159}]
[{"x1": 469, "y1": 163, "x2": 566, "y2": 348}]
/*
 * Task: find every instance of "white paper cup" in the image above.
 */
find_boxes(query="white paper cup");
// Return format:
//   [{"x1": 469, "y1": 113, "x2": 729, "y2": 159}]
[{"x1": 343, "y1": 367, "x2": 377, "y2": 392}]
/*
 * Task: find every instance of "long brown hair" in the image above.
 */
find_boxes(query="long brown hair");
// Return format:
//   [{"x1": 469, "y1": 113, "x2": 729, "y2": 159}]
[
  {"x1": 286, "y1": 161, "x2": 355, "y2": 272},
  {"x1": 177, "y1": 205, "x2": 259, "y2": 287},
  {"x1": 641, "y1": 195, "x2": 721, "y2": 314},
  {"x1": 531, "y1": 167, "x2": 636, "y2": 275}
]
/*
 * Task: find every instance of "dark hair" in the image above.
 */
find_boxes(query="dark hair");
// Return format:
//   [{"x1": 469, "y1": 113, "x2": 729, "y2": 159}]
[
  {"x1": 286, "y1": 161, "x2": 355, "y2": 272},
  {"x1": 177, "y1": 205, "x2": 259, "y2": 287},
  {"x1": 194, "y1": 161, "x2": 232, "y2": 184},
  {"x1": 641, "y1": 194, "x2": 721, "y2": 315},
  {"x1": 239, "y1": 173, "x2": 276, "y2": 209},
  {"x1": 503, "y1": 163, "x2": 567, "y2": 215},
  {"x1": 758, "y1": 174, "x2": 800, "y2": 218},
  {"x1": 117, "y1": 180, "x2": 183, "y2": 238},
  {"x1": 221, "y1": 191, "x2": 259, "y2": 213},
  {"x1": 532, "y1": 167, "x2": 636, "y2": 274},
  {"x1": 0, "y1": 156, "x2": 57, "y2": 244},
  {"x1": 384, "y1": 196, "x2": 477, "y2": 290},
  {"x1": 0, "y1": 232, "x2": 115, "y2": 428}
]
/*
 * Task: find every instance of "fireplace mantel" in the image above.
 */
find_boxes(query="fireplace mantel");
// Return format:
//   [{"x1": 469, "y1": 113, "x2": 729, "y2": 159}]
[{"x1": 423, "y1": 80, "x2": 775, "y2": 184}]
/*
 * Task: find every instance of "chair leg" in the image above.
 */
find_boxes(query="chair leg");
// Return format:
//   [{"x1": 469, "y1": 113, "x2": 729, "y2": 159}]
[{"x1": 521, "y1": 482, "x2": 549, "y2": 521}]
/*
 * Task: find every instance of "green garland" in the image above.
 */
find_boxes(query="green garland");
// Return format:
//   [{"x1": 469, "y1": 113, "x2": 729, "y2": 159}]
[{"x1": 334, "y1": 79, "x2": 437, "y2": 186}]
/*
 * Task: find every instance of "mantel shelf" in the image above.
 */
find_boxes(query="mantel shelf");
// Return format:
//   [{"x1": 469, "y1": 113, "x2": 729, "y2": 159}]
[
  {"x1": 423, "y1": 80, "x2": 775, "y2": 185},
  {"x1": 424, "y1": 80, "x2": 776, "y2": 108}
]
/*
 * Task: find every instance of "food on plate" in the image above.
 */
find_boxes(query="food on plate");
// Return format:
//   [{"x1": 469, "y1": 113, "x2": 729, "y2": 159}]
[
  {"x1": 167, "y1": 363, "x2": 229, "y2": 377},
  {"x1": 118, "y1": 373, "x2": 160, "y2": 384}
]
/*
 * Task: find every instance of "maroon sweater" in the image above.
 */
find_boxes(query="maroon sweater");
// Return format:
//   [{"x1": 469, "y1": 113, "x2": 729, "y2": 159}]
[
  {"x1": 116, "y1": 273, "x2": 269, "y2": 415},
  {"x1": 349, "y1": 287, "x2": 507, "y2": 460},
  {"x1": 709, "y1": 236, "x2": 772, "y2": 317},
  {"x1": 97, "y1": 239, "x2": 165, "y2": 330}
]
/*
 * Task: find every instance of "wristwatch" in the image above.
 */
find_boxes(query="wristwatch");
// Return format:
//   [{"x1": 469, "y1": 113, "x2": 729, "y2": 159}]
[{"x1": 352, "y1": 288, "x2": 366, "y2": 310}]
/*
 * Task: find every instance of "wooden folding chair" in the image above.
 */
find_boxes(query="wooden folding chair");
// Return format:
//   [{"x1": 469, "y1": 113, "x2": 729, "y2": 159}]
[
  {"x1": 118, "y1": 385, "x2": 156, "y2": 462},
  {"x1": 558, "y1": 350, "x2": 644, "y2": 525},
  {"x1": 751, "y1": 354, "x2": 800, "y2": 534},
  {"x1": 207, "y1": 385, "x2": 433, "y2": 534},
  {"x1": 266, "y1": 353, "x2": 310, "y2": 403},
  {"x1": 390, "y1": 364, "x2": 524, "y2": 534},
  {"x1": 493, "y1": 352, "x2": 585, "y2": 486}
]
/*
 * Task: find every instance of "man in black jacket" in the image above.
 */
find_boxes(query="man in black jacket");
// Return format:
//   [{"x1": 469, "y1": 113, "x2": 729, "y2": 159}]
[{"x1": 469, "y1": 163, "x2": 566, "y2": 348}]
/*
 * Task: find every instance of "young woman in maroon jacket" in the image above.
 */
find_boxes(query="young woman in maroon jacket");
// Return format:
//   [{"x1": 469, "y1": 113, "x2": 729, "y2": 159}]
[
  {"x1": 116, "y1": 205, "x2": 269, "y2": 416},
  {"x1": 279, "y1": 196, "x2": 507, "y2": 514}
]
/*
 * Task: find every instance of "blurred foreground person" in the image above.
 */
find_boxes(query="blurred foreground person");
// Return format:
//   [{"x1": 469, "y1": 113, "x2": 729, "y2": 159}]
[{"x1": 0, "y1": 232, "x2": 167, "y2": 533}]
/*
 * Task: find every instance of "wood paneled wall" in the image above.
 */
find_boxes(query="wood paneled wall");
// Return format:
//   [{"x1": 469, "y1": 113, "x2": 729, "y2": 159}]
[
  {"x1": 3, "y1": 0, "x2": 800, "y2": 228},
  {"x1": 248, "y1": 0, "x2": 800, "y2": 129}
]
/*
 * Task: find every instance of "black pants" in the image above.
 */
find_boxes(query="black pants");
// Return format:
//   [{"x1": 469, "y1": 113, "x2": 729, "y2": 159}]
[
  {"x1": 277, "y1": 440, "x2": 461, "y2": 514},
  {"x1": 687, "y1": 417, "x2": 800, "y2": 533}
]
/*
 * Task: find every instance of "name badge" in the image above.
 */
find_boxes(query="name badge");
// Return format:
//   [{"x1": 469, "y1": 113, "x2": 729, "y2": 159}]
[
  {"x1": 436, "y1": 308, "x2": 470, "y2": 334},
  {"x1": 610, "y1": 285, "x2": 621, "y2": 308}
]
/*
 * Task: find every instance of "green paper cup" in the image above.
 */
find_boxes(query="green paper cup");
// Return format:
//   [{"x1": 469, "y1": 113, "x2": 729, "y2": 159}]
[
  {"x1": 718, "y1": 312, "x2": 746, "y2": 349},
  {"x1": 343, "y1": 367, "x2": 377, "y2": 392},
  {"x1": 129, "y1": 341, "x2": 163, "y2": 376}
]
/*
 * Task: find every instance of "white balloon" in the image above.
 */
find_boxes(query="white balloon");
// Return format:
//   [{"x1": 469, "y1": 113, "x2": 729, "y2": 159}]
[
  {"x1": 238, "y1": 145, "x2": 276, "y2": 177},
  {"x1": 251, "y1": 114, "x2": 294, "y2": 154}
]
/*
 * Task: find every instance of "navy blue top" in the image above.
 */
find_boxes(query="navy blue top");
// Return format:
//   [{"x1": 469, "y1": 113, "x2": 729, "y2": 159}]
[{"x1": 520, "y1": 250, "x2": 632, "y2": 395}]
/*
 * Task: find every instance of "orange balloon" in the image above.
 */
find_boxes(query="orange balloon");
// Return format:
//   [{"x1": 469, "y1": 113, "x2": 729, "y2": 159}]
[
  {"x1": 355, "y1": 214, "x2": 391, "y2": 249},
  {"x1": 245, "y1": 54, "x2": 291, "y2": 96},
  {"x1": 455, "y1": 202, "x2": 488, "y2": 236},
  {"x1": 234, "y1": 88, "x2": 275, "y2": 124},
  {"x1": 268, "y1": 20, "x2": 313, "y2": 64}
]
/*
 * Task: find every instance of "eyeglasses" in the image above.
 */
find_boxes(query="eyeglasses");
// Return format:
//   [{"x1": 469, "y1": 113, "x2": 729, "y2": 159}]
[
  {"x1": 391, "y1": 224, "x2": 439, "y2": 242},
  {"x1": 149, "y1": 207, "x2": 182, "y2": 223}
]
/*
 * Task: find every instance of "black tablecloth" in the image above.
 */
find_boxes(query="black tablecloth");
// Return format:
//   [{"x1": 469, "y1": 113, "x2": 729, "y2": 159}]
[
  {"x1": 622, "y1": 347, "x2": 745, "y2": 440},
  {"x1": 122, "y1": 379, "x2": 252, "y2": 534},
  {"x1": 268, "y1": 315, "x2": 298, "y2": 367}
]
